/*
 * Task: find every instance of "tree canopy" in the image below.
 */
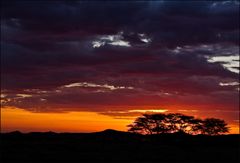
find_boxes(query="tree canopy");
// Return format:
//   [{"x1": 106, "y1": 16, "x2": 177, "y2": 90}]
[{"x1": 127, "y1": 113, "x2": 229, "y2": 135}]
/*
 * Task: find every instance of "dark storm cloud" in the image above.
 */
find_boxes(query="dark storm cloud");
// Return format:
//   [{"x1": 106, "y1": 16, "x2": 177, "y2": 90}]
[
  {"x1": 1, "y1": 0, "x2": 239, "y2": 113},
  {"x1": 2, "y1": 1, "x2": 239, "y2": 43}
]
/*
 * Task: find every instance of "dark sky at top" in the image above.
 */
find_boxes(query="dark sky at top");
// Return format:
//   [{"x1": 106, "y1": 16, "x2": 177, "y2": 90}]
[{"x1": 1, "y1": 1, "x2": 239, "y2": 121}]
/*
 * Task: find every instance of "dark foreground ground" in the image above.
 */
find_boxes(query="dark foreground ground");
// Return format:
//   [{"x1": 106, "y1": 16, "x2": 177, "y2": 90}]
[{"x1": 0, "y1": 129, "x2": 239, "y2": 163}]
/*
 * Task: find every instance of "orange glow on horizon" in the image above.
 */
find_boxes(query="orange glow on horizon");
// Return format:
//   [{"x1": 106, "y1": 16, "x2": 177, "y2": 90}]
[
  {"x1": 1, "y1": 107, "x2": 239, "y2": 134},
  {"x1": 1, "y1": 107, "x2": 132, "y2": 133}
]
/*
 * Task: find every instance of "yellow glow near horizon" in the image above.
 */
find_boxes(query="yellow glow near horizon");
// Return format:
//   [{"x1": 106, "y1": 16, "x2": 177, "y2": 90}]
[
  {"x1": 1, "y1": 107, "x2": 132, "y2": 133},
  {"x1": 128, "y1": 109, "x2": 168, "y2": 113}
]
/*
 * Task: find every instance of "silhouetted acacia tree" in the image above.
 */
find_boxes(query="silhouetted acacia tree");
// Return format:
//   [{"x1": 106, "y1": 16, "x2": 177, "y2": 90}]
[
  {"x1": 127, "y1": 114, "x2": 153, "y2": 135},
  {"x1": 127, "y1": 113, "x2": 229, "y2": 135},
  {"x1": 188, "y1": 118, "x2": 204, "y2": 135},
  {"x1": 166, "y1": 113, "x2": 196, "y2": 134},
  {"x1": 150, "y1": 113, "x2": 170, "y2": 134},
  {"x1": 201, "y1": 118, "x2": 229, "y2": 135}
]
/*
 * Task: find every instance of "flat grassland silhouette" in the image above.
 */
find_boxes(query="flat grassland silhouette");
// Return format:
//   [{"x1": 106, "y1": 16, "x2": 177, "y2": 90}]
[{"x1": 1, "y1": 113, "x2": 239, "y2": 163}]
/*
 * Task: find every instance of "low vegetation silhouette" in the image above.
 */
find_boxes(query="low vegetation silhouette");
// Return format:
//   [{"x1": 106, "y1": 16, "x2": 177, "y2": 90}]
[{"x1": 127, "y1": 113, "x2": 229, "y2": 135}]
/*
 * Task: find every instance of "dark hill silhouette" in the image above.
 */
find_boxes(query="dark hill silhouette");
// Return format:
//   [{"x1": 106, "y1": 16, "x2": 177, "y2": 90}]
[
  {"x1": 93, "y1": 129, "x2": 129, "y2": 135},
  {"x1": 100, "y1": 129, "x2": 126, "y2": 134},
  {"x1": 1, "y1": 130, "x2": 239, "y2": 163}
]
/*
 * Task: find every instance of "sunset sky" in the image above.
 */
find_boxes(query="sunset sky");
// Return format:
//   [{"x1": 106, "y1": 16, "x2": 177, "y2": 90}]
[{"x1": 1, "y1": 1, "x2": 239, "y2": 134}]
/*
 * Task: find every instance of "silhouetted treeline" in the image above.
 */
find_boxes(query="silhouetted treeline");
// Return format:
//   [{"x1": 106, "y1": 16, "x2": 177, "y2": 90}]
[{"x1": 128, "y1": 113, "x2": 229, "y2": 135}]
